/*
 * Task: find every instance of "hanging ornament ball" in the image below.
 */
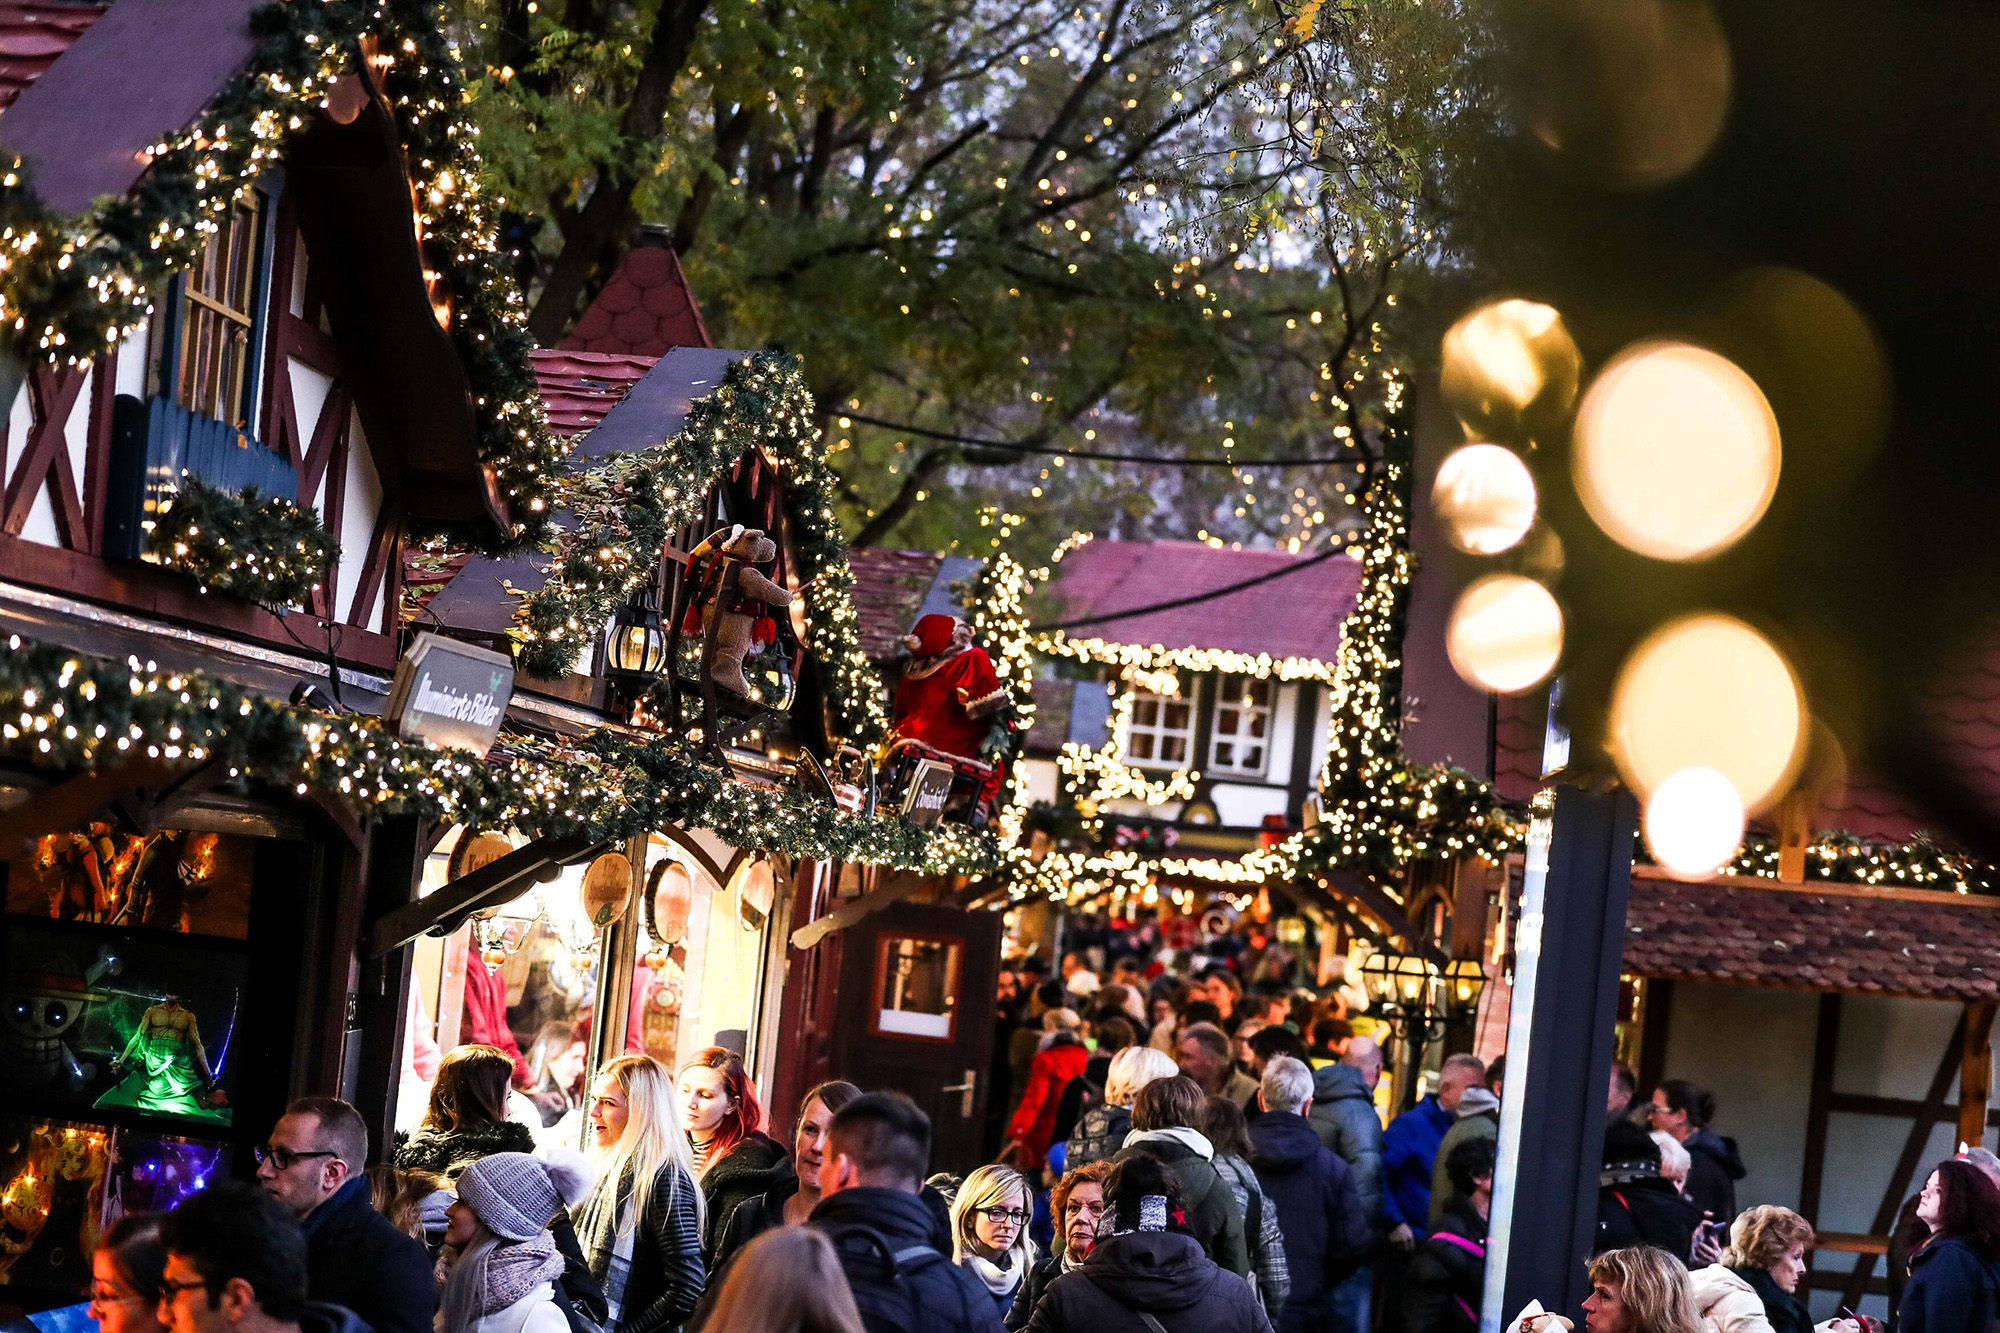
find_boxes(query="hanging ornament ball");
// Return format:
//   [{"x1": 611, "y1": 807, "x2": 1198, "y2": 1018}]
[
  {"x1": 1433, "y1": 443, "x2": 1539, "y2": 555},
  {"x1": 1440, "y1": 299, "x2": 1581, "y2": 442},
  {"x1": 1445, "y1": 574, "x2": 1564, "y2": 694},
  {"x1": 1574, "y1": 341, "x2": 1781, "y2": 562},
  {"x1": 481, "y1": 947, "x2": 507, "y2": 968},
  {"x1": 1644, "y1": 766, "x2": 1745, "y2": 879},
  {"x1": 581, "y1": 852, "x2": 634, "y2": 928}
]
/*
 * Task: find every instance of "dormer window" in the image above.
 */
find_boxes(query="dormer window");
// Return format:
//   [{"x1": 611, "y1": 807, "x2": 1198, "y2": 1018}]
[{"x1": 159, "y1": 186, "x2": 276, "y2": 430}]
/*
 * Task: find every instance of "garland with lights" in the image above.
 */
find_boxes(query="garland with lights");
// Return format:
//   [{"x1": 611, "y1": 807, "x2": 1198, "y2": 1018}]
[
  {"x1": 0, "y1": 636, "x2": 997, "y2": 874},
  {"x1": 515, "y1": 350, "x2": 890, "y2": 744},
  {"x1": 0, "y1": 0, "x2": 562, "y2": 546},
  {"x1": 955, "y1": 552, "x2": 1038, "y2": 831},
  {"x1": 145, "y1": 479, "x2": 339, "y2": 606}
]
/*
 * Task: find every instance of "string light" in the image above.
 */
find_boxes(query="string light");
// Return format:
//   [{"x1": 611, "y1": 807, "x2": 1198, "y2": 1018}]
[{"x1": 144, "y1": 478, "x2": 336, "y2": 605}]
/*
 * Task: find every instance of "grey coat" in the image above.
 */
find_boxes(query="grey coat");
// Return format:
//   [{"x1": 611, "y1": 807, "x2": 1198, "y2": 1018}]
[
  {"x1": 1308, "y1": 1063, "x2": 1385, "y2": 1236},
  {"x1": 1213, "y1": 1150, "x2": 1292, "y2": 1313}
]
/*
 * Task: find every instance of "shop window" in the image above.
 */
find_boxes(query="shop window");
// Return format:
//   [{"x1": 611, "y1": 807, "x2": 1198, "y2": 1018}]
[
  {"x1": 171, "y1": 195, "x2": 271, "y2": 427},
  {"x1": 397, "y1": 828, "x2": 606, "y2": 1146},
  {"x1": 0, "y1": 814, "x2": 312, "y2": 1305},
  {"x1": 870, "y1": 934, "x2": 962, "y2": 1042},
  {"x1": 629, "y1": 850, "x2": 772, "y2": 1078},
  {"x1": 1209, "y1": 677, "x2": 1274, "y2": 777},
  {"x1": 1122, "y1": 689, "x2": 1194, "y2": 769}
]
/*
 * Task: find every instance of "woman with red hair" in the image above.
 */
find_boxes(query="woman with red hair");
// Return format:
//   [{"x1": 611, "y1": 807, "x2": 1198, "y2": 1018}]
[{"x1": 678, "y1": 1048, "x2": 792, "y2": 1262}]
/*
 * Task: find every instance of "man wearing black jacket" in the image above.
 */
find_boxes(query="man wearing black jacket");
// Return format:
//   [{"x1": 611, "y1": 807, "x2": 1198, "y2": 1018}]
[
  {"x1": 256, "y1": 1097, "x2": 435, "y2": 1333},
  {"x1": 1250, "y1": 1056, "x2": 1370, "y2": 1333},
  {"x1": 809, "y1": 1092, "x2": 1005, "y2": 1333},
  {"x1": 1595, "y1": 1120, "x2": 1701, "y2": 1259}
]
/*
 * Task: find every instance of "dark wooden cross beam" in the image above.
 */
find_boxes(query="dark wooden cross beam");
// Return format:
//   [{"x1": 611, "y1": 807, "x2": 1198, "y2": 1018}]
[
  {"x1": 363, "y1": 834, "x2": 603, "y2": 956},
  {"x1": 0, "y1": 757, "x2": 230, "y2": 859}
]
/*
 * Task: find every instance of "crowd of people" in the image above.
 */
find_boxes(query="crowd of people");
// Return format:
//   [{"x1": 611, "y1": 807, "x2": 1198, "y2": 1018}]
[{"x1": 69, "y1": 920, "x2": 2000, "y2": 1333}]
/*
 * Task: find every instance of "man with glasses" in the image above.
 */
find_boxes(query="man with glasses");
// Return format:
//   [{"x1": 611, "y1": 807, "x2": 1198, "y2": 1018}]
[
  {"x1": 255, "y1": 1096, "x2": 432, "y2": 1333},
  {"x1": 155, "y1": 1182, "x2": 366, "y2": 1333}
]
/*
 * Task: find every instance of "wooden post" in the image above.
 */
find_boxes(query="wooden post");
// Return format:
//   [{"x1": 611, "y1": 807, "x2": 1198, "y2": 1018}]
[
  {"x1": 1777, "y1": 791, "x2": 1813, "y2": 884},
  {"x1": 1961, "y1": 1001, "x2": 1997, "y2": 1152}
]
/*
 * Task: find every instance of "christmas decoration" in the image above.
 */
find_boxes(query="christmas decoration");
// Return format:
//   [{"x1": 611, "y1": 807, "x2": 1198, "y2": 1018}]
[
  {"x1": 144, "y1": 479, "x2": 339, "y2": 606},
  {"x1": 0, "y1": 0, "x2": 564, "y2": 548},
  {"x1": 681, "y1": 526, "x2": 793, "y2": 699},
  {"x1": 515, "y1": 351, "x2": 889, "y2": 744},
  {"x1": 0, "y1": 636, "x2": 999, "y2": 876}
]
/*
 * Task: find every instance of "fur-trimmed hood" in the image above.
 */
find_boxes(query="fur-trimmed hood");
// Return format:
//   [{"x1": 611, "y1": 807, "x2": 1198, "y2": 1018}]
[{"x1": 392, "y1": 1120, "x2": 537, "y2": 1179}]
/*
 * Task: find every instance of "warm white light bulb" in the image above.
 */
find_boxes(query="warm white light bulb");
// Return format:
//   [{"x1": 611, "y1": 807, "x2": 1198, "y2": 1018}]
[{"x1": 1644, "y1": 766, "x2": 1745, "y2": 879}]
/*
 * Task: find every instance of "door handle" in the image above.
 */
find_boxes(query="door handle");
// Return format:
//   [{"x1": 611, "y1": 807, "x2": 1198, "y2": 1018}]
[{"x1": 939, "y1": 1069, "x2": 977, "y2": 1118}]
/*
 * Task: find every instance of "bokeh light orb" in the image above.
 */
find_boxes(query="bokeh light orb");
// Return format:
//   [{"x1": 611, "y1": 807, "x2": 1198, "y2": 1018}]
[
  {"x1": 1644, "y1": 766, "x2": 1745, "y2": 879},
  {"x1": 1434, "y1": 444, "x2": 1538, "y2": 555},
  {"x1": 1446, "y1": 575, "x2": 1564, "y2": 694},
  {"x1": 1574, "y1": 342, "x2": 1781, "y2": 561},
  {"x1": 1610, "y1": 613, "x2": 1804, "y2": 813},
  {"x1": 1440, "y1": 300, "x2": 1582, "y2": 441}
]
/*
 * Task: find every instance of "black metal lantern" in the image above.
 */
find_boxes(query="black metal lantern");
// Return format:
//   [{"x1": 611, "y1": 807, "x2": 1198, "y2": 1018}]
[
  {"x1": 606, "y1": 586, "x2": 669, "y2": 707},
  {"x1": 1357, "y1": 946, "x2": 1484, "y2": 1045}
]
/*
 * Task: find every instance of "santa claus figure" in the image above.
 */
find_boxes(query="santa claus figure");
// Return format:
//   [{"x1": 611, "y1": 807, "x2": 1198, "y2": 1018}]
[{"x1": 893, "y1": 613, "x2": 1010, "y2": 764}]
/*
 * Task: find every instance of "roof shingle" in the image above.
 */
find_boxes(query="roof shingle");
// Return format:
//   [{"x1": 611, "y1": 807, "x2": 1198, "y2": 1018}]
[
  {"x1": 1621, "y1": 868, "x2": 2000, "y2": 1002},
  {"x1": 1048, "y1": 540, "x2": 1359, "y2": 667},
  {"x1": 563, "y1": 243, "x2": 712, "y2": 357},
  {"x1": 0, "y1": 1, "x2": 106, "y2": 115},
  {"x1": 847, "y1": 548, "x2": 944, "y2": 662}
]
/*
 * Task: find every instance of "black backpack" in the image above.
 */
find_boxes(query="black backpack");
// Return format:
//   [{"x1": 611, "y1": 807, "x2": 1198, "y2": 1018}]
[{"x1": 823, "y1": 1224, "x2": 983, "y2": 1333}]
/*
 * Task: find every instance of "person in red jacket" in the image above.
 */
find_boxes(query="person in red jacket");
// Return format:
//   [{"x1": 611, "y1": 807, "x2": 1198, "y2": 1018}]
[{"x1": 1008, "y1": 1008, "x2": 1091, "y2": 1172}]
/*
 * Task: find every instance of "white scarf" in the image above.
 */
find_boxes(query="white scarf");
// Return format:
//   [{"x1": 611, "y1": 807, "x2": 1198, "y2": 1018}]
[
  {"x1": 962, "y1": 1252, "x2": 1022, "y2": 1298},
  {"x1": 1122, "y1": 1125, "x2": 1214, "y2": 1159}
]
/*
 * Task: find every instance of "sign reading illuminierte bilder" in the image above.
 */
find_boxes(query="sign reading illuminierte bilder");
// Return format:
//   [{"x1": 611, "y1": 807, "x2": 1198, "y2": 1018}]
[{"x1": 385, "y1": 632, "x2": 515, "y2": 757}]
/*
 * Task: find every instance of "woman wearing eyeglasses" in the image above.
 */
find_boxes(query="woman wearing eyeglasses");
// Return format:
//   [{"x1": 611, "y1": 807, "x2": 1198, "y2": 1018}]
[
  {"x1": 1008, "y1": 1161, "x2": 1113, "y2": 1331},
  {"x1": 88, "y1": 1213, "x2": 169, "y2": 1333},
  {"x1": 950, "y1": 1163, "x2": 1037, "y2": 1318}
]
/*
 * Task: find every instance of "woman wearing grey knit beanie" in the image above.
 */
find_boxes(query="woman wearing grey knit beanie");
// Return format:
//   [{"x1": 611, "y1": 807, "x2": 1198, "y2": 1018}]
[{"x1": 438, "y1": 1152, "x2": 589, "y2": 1333}]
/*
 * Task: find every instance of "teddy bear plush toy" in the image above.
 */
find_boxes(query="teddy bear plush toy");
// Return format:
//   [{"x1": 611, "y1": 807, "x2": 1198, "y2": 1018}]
[{"x1": 683, "y1": 525, "x2": 794, "y2": 697}]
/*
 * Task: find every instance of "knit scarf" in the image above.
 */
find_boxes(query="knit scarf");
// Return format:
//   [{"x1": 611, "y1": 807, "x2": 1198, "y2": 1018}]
[
  {"x1": 963, "y1": 1252, "x2": 1022, "y2": 1298},
  {"x1": 437, "y1": 1227, "x2": 564, "y2": 1331},
  {"x1": 577, "y1": 1166, "x2": 638, "y2": 1322}
]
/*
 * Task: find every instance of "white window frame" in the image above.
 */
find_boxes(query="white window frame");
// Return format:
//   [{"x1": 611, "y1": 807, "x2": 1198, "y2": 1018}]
[
  {"x1": 1121, "y1": 688, "x2": 1196, "y2": 770},
  {"x1": 1208, "y1": 676, "x2": 1274, "y2": 777}
]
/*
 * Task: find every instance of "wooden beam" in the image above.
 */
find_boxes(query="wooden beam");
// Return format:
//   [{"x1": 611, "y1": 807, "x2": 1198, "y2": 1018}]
[
  {"x1": 1825, "y1": 1091, "x2": 2000, "y2": 1127},
  {"x1": 1321, "y1": 866, "x2": 1450, "y2": 965},
  {"x1": 1800, "y1": 994, "x2": 1843, "y2": 1231},
  {"x1": 789, "y1": 871, "x2": 929, "y2": 951},
  {"x1": 0, "y1": 759, "x2": 183, "y2": 858},
  {"x1": 1840, "y1": 1012, "x2": 1967, "y2": 1310},
  {"x1": 1962, "y1": 1002, "x2": 1996, "y2": 1151},
  {"x1": 363, "y1": 834, "x2": 600, "y2": 956}
]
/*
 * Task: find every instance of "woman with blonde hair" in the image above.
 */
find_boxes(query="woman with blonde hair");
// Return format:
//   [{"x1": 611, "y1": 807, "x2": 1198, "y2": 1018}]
[
  {"x1": 1064, "y1": 1045, "x2": 1178, "y2": 1169},
  {"x1": 699, "y1": 1226, "x2": 863, "y2": 1333},
  {"x1": 578, "y1": 1054, "x2": 706, "y2": 1332},
  {"x1": 949, "y1": 1163, "x2": 1037, "y2": 1317},
  {"x1": 1584, "y1": 1246, "x2": 1704, "y2": 1333},
  {"x1": 1689, "y1": 1206, "x2": 1827, "y2": 1333}
]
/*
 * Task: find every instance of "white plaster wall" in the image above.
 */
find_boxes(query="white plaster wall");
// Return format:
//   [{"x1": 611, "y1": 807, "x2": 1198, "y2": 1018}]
[
  {"x1": 335, "y1": 407, "x2": 382, "y2": 627},
  {"x1": 288, "y1": 357, "x2": 333, "y2": 510},
  {"x1": 1262, "y1": 682, "x2": 1299, "y2": 783},
  {"x1": 1211, "y1": 782, "x2": 1289, "y2": 825},
  {"x1": 114, "y1": 325, "x2": 149, "y2": 398},
  {"x1": 1019, "y1": 756, "x2": 1059, "y2": 807}
]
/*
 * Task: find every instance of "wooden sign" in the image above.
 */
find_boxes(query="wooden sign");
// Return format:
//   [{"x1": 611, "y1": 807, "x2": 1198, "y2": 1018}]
[
  {"x1": 386, "y1": 632, "x2": 514, "y2": 756},
  {"x1": 648, "y1": 860, "x2": 694, "y2": 944},
  {"x1": 900, "y1": 759, "x2": 956, "y2": 827},
  {"x1": 580, "y1": 852, "x2": 633, "y2": 927}
]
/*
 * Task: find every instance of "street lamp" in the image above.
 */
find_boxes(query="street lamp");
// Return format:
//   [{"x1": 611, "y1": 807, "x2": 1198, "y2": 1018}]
[
  {"x1": 1358, "y1": 947, "x2": 1485, "y2": 1044},
  {"x1": 606, "y1": 586, "x2": 669, "y2": 715}
]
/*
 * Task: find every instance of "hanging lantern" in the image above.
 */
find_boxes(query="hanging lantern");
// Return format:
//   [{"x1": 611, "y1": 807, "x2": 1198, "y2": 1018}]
[
  {"x1": 580, "y1": 852, "x2": 633, "y2": 928},
  {"x1": 647, "y1": 859, "x2": 695, "y2": 944},
  {"x1": 605, "y1": 586, "x2": 669, "y2": 700}
]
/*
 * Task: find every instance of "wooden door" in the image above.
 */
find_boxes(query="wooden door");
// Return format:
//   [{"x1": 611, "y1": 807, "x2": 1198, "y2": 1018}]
[{"x1": 833, "y1": 900, "x2": 1002, "y2": 1175}]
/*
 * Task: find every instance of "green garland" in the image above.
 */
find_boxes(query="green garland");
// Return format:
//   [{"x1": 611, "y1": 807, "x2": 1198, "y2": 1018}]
[
  {"x1": 0, "y1": 0, "x2": 563, "y2": 548},
  {"x1": 146, "y1": 479, "x2": 339, "y2": 606},
  {"x1": 515, "y1": 351, "x2": 890, "y2": 745},
  {"x1": 0, "y1": 636, "x2": 997, "y2": 873}
]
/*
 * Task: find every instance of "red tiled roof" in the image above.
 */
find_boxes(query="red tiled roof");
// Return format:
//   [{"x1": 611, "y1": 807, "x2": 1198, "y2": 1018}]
[
  {"x1": 563, "y1": 243, "x2": 712, "y2": 357},
  {"x1": 528, "y1": 349, "x2": 659, "y2": 436},
  {"x1": 1622, "y1": 868, "x2": 2000, "y2": 1002},
  {"x1": 1493, "y1": 688, "x2": 1549, "y2": 803},
  {"x1": 847, "y1": 547, "x2": 943, "y2": 661},
  {"x1": 0, "y1": 1, "x2": 106, "y2": 114},
  {"x1": 1050, "y1": 540, "x2": 1359, "y2": 666}
]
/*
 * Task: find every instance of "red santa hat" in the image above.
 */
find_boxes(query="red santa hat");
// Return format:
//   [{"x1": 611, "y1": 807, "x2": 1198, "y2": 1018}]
[{"x1": 903, "y1": 613, "x2": 960, "y2": 657}]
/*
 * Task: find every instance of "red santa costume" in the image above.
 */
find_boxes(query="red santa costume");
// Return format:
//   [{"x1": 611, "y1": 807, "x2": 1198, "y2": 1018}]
[{"x1": 893, "y1": 614, "x2": 1009, "y2": 798}]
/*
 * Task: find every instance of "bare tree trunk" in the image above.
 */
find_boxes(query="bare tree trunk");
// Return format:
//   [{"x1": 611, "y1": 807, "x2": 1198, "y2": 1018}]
[
  {"x1": 526, "y1": 0, "x2": 711, "y2": 346},
  {"x1": 671, "y1": 103, "x2": 758, "y2": 254},
  {"x1": 852, "y1": 447, "x2": 962, "y2": 547}
]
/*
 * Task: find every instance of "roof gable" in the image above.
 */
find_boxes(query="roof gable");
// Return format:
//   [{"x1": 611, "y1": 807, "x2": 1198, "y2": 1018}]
[{"x1": 563, "y1": 241, "x2": 712, "y2": 357}]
